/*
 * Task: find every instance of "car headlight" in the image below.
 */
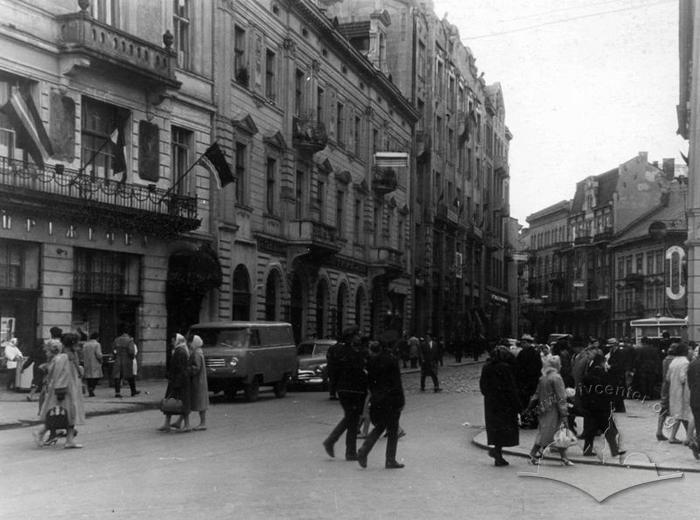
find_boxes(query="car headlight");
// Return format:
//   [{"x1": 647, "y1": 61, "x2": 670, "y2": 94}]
[
  {"x1": 229, "y1": 357, "x2": 238, "y2": 367},
  {"x1": 315, "y1": 363, "x2": 327, "y2": 374}
]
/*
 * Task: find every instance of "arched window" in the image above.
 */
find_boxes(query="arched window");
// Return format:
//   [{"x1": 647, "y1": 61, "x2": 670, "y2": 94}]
[
  {"x1": 316, "y1": 279, "x2": 328, "y2": 338},
  {"x1": 232, "y1": 265, "x2": 251, "y2": 320},
  {"x1": 264, "y1": 270, "x2": 280, "y2": 321},
  {"x1": 355, "y1": 287, "x2": 365, "y2": 333}
]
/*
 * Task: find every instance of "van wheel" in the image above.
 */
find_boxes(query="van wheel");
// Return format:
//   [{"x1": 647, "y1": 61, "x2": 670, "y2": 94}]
[
  {"x1": 274, "y1": 375, "x2": 289, "y2": 398},
  {"x1": 224, "y1": 388, "x2": 237, "y2": 401},
  {"x1": 244, "y1": 379, "x2": 260, "y2": 402}
]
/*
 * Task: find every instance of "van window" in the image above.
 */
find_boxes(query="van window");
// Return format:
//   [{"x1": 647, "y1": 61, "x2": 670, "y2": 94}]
[
  {"x1": 249, "y1": 328, "x2": 260, "y2": 347},
  {"x1": 196, "y1": 328, "x2": 249, "y2": 349},
  {"x1": 259, "y1": 325, "x2": 293, "y2": 346}
]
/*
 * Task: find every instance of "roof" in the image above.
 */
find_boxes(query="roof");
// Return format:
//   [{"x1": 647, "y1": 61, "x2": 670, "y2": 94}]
[
  {"x1": 190, "y1": 321, "x2": 292, "y2": 329},
  {"x1": 571, "y1": 167, "x2": 618, "y2": 213},
  {"x1": 526, "y1": 200, "x2": 571, "y2": 224}
]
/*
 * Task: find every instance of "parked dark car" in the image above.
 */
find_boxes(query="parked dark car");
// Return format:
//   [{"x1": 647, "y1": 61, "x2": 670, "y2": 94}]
[{"x1": 293, "y1": 339, "x2": 337, "y2": 390}]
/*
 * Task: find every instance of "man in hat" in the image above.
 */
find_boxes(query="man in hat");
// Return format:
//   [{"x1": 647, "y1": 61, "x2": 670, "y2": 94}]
[
  {"x1": 323, "y1": 324, "x2": 368, "y2": 461},
  {"x1": 606, "y1": 337, "x2": 631, "y2": 413},
  {"x1": 419, "y1": 333, "x2": 442, "y2": 392},
  {"x1": 515, "y1": 334, "x2": 541, "y2": 428}
]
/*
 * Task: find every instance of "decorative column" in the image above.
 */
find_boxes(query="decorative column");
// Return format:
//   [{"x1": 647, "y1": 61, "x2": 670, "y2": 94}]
[{"x1": 687, "y1": 3, "x2": 700, "y2": 342}]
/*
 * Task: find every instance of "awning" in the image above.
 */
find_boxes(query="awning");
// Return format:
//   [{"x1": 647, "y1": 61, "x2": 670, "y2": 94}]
[
  {"x1": 2, "y1": 86, "x2": 53, "y2": 167},
  {"x1": 374, "y1": 152, "x2": 409, "y2": 168}
]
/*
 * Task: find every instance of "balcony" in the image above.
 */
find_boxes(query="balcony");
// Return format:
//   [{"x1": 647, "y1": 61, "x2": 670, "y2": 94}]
[
  {"x1": 292, "y1": 117, "x2": 328, "y2": 154},
  {"x1": 372, "y1": 166, "x2": 397, "y2": 196},
  {"x1": 369, "y1": 246, "x2": 405, "y2": 278},
  {"x1": 0, "y1": 156, "x2": 200, "y2": 236},
  {"x1": 286, "y1": 219, "x2": 345, "y2": 258},
  {"x1": 574, "y1": 234, "x2": 591, "y2": 245},
  {"x1": 593, "y1": 227, "x2": 614, "y2": 243},
  {"x1": 57, "y1": 11, "x2": 180, "y2": 93}
]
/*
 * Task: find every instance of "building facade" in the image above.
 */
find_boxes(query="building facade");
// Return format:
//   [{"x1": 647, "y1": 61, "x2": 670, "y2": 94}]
[
  {"x1": 325, "y1": 0, "x2": 515, "y2": 344},
  {"x1": 212, "y1": 0, "x2": 418, "y2": 344},
  {"x1": 0, "y1": 0, "x2": 221, "y2": 376}
]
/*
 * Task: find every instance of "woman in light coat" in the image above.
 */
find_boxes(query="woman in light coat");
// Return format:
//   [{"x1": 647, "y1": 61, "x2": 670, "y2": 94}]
[
  {"x1": 667, "y1": 342, "x2": 692, "y2": 443},
  {"x1": 528, "y1": 355, "x2": 573, "y2": 465},
  {"x1": 35, "y1": 333, "x2": 85, "y2": 449},
  {"x1": 82, "y1": 332, "x2": 103, "y2": 397},
  {"x1": 3, "y1": 337, "x2": 23, "y2": 390},
  {"x1": 189, "y1": 335, "x2": 209, "y2": 431}
]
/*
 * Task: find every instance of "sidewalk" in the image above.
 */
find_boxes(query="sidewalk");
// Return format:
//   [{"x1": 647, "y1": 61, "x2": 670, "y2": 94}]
[
  {"x1": 472, "y1": 398, "x2": 700, "y2": 473},
  {"x1": 0, "y1": 378, "x2": 166, "y2": 430}
]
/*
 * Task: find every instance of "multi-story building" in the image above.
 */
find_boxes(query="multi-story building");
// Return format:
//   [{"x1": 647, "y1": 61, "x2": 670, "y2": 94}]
[
  {"x1": 213, "y1": 0, "x2": 418, "y2": 344},
  {"x1": 523, "y1": 153, "x2": 683, "y2": 341},
  {"x1": 0, "y1": 0, "x2": 221, "y2": 376},
  {"x1": 325, "y1": 0, "x2": 514, "y2": 343}
]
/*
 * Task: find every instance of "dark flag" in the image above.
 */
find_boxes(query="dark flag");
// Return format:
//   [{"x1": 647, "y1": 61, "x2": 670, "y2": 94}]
[
  {"x1": 200, "y1": 142, "x2": 235, "y2": 188},
  {"x1": 109, "y1": 126, "x2": 127, "y2": 175}
]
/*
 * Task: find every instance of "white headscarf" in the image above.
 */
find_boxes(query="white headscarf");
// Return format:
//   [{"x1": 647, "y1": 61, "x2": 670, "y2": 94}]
[
  {"x1": 190, "y1": 335, "x2": 203, "y2": 349},
  {"x1": 174, "y1": 333, "x2": 187, "y2": 350}
]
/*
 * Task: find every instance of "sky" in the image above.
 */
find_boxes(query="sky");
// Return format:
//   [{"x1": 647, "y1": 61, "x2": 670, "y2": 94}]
[{"x1": 431, "y1": 0, "x2": 684, "y2": 226}]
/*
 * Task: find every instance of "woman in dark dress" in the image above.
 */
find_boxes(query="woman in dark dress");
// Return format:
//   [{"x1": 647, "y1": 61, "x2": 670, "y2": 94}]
[
  {"x1": 580, "y1": 354, "x2": 623, "y2": 457},
  {"x1": 158, "y1": 333, "x2": 192, "y2": 432},
  {"x1": 480, "y1": 346, "x2": 520, "y2": 466}
]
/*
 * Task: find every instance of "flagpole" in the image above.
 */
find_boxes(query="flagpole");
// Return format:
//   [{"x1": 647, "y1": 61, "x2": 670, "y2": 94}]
[{"x1": 158, "y1": 143, "x2": 215, "y2": 204}]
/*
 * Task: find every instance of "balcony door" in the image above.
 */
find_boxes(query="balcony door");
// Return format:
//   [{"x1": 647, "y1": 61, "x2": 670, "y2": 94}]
[{"x1": 81, "y1": 98, "x2": 127, "y2": 180}]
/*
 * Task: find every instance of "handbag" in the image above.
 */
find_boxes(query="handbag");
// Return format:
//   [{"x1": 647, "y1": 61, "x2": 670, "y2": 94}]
[
  {"x1": 160, "y1": 397, "x2": 183, "y2": 414},
  {"x1": 552, "y1": 423, "x2": 578, "y2": 449},
  {"x1": 45, "y1": 405, "x2": 69, "y2": 430}
]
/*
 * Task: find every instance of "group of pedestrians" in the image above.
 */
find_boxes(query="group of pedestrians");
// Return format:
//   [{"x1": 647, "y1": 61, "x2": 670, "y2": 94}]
[
  {"x1": 157, "y1": 333, "x2": 209, "y2": 433},
  {"x1": 323, "y1": 325, "x2": 406, "y2": 469}
]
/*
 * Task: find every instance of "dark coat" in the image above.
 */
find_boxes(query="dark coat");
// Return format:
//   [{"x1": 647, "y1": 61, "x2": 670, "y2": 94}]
[
  {"x1": 480, "y1": 357, "x2": 520, "y2": 447},
  {"x1": 419, "y1": 339, "x2": 440, "y2": 367},
  {"x1": 367, "y1": 351, "x2": 405, "y2": 425},
  {"x1": 165, "y1": 345, "x2": 191, "y2": 414},
  {"x1": 688, "y1": 358, "x2": 700, "y2": 410},
  {"x1": 327, "y1": 342, "x2": 368, "y2": 396},
  {"x1": 580, "y1": 365, "x2": 614, "y2": 434},
  {"x1": 515, "y1": 346, "x2": 542, "y2": 409},
  {"x1": 112, "y1": 333, "x2": 136, "y2": 379}
]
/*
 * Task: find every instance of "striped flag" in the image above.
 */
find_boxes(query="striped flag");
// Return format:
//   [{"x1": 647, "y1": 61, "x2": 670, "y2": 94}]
[{"x1": 2, "y1": 86, "x2": 53, "y2": 167}]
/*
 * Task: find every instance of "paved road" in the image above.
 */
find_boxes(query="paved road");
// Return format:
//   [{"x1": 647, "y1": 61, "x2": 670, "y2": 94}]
[{"x1": 1, "y1": 363, "x2": 699, "y2": 520}]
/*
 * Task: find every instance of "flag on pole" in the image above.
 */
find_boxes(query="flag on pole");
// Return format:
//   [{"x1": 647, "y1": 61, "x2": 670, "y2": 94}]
[
  {"x1": 2, "y1": 86, "x2": 53, "y2": 168},
  {"x1": 109, "y1": 126, "x2": 126, "y2": 175},
  {"x1": 200, "y1": 142, "x2": 235, "y2": 188}
]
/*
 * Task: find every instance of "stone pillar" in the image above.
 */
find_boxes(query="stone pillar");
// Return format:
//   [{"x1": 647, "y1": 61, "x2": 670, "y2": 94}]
[{"x1": 687, "y1": 4, "x2": 700, "y2": 342}]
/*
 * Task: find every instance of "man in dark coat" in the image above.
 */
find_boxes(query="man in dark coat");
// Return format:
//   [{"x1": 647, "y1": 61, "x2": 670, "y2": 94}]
[
  {"x1": 323, "y1": 325, "x2": 368, "y2": 461},
  {"x1": 419, "y1": 333, "x2": 442, "y2": 392},
  {"x1": 633, "y1": 336, "x2": 662, "y2": 399},
  {"x1": 515, "y1": 334, "x2": 541, "y2": 428},
  {"x1": 686, "y1": 348, "x2": 700, "y2": 458},
  {"x1": 112, "y1": 328, "x2": 139, "y2": 398},
  {"x1": 480, "y1": 345, "x2": 519, "y2": 466},
  {"x1": 606, "y1": 338, "x2": 628, "y2": 413},
  {"x1": 357, "y1": 341, "x2": 406, "y2": 469}
]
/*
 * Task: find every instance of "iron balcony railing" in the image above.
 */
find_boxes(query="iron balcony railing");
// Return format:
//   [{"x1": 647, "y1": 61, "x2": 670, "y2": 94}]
[{"x1": 0, "y1": 156, "x2": 198, "y2": 221}]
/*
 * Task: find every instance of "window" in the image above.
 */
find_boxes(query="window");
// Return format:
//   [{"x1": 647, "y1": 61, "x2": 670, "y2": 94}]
[
  {"x1": 232, "y1": 265, "x2": 251, "y2": 321},
  {"x1": 354, "y1": 199, "x2": 362, "y2": 243},
  {"x1": 235, "y1": 142, "x2": 246, "y2": 204},
  {"x1": 295, "y1": 169, "x2": 305, "y2": 219},
  {"x1": 636, "y1": 253, "x2": 644, "y2": 274},
  {"x1": 171, "y1": 127, "x2": 193, "y2": 196},
  {"x1": 336, "y1": 102, "x2": 345, "y2": 145},
  {"x1": 436, "y1": 116, "x2": 442, "y2": 151},
  {"x1": 173, "y1": 0, "x2": 190, "y2": 69},
  {"x1": 81, "y1": 98, "x2": 125, "y2": 180},
  {"x1": 0, "y1": 241, "x2": 22, "y2": 288},
  {"x1": 373, "y1": 204, "x2": 380, "y2": 247},
  {"x1": 336, "y1": 190, "x2": 344, "y2": 234},
  {"x1": 372, "y1": 128, "x2": 378, "y2": 155},
  {"x1": 73, "y1": 248, "x2": 139, "y2": 295},
  {"x1": 234, "y1": 26, "x2": 247, "y2": 86},
  {"x1": 354, "y1": 115, "x2": 361, "y2": 156},
  {"x1": 398, "y1": 216, "x2": 405, "y2": 250},
  {"x1": 91, "y1": 0, "x2": 119, "y2": 25},
  {"x1": 266, "y1": 157, "x2": 276, "y2": 214},
  {"x1": 294, "y1": 69, "x2": 304, "y2": 117},
  {"x1": 317, "y1": 87, "x2": 325, "y2": 123},
  {"x1": 418, "y1": 40, "x2": 426, "y2": 78},
  {"x1": 436, "y1": 60, "x2": 444, "y2": 98},
  {"x1": 265, "y1": 50, "x2": 276, "y2": 102},
  {"x1": 318, "y1": 179, "x2": 325, "y2": 221}
]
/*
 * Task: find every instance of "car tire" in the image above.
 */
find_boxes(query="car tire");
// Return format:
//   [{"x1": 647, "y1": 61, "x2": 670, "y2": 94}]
[
  {"x1": 274, "y1": 375, "x2": 289, "y2": 398},
  {"x1": 244, "y1": 378, "x2": 260, "y2": 402}
]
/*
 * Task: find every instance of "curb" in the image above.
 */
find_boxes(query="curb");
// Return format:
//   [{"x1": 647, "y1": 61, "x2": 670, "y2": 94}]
[{"x1": 470, "y1": 430, "x2": 700, "y2": 474}]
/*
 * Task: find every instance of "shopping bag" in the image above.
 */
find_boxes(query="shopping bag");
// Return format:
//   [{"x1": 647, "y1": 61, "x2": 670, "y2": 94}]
[
  {"x1": 46, "y1": 406, "x2": 69, "y2": 430},
  {"x1": 160, "y1": 397, "x2": 183, "y2": 414},
  {"x1": 552, "y1": 423, "x2": 578, "y2": 449}
]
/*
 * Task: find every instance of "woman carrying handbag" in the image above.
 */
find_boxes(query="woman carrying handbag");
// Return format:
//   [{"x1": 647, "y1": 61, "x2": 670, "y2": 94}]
[
  {"x1": 158, "y1": 333, "x2": 191, "y2": 432},
  {"x1": 528, "y1": 355, "x2": 574, "y2": 466}
]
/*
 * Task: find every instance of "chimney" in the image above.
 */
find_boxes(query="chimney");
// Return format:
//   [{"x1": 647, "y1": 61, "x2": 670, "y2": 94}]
[
  {"x1": 662, "y1": 158, "x2": 675, "y2": 179},
  {"x1": 638, "y1": 151, "x2": 648, "y2": 163}
]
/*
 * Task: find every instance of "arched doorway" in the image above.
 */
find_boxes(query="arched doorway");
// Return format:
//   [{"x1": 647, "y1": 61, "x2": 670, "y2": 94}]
[
  {"x1": 316, "y1": 279, "x2": 329, "y2": 339},
  {"x1": 232, "y1": 265, "x2": 251, "y2": 320},
  {"x1": 355, "y1": 287, "x2": 366, "y2": 333},
  {"x1": 264, "y1": 270, "x2": 280, "y2": 321},
  {"x1": 336, "y1": 283, "x2": 347, "y2": 338},
  {"x1": 290, "y1": 273, "x2": 304, "y2": 344}
]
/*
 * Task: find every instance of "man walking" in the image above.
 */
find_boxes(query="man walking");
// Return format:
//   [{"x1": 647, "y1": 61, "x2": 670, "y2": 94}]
[
  {"x1": 419, "y1": 333, "x2": 441, "y2": 392},
  {"x1": 323, "y1": 325, "x2": 368, "y2": 461},
  {"x1": 112, "y1": 327, "x2": 139, "y2": 398},
  {"x1": 357, "y1": 341, "x2": 406, "y2": 469}
]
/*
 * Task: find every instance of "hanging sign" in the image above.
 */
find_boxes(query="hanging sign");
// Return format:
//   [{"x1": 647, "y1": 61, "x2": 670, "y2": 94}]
[{"x1": 666, "y1": 245, "x2": 686, "y2": 300}]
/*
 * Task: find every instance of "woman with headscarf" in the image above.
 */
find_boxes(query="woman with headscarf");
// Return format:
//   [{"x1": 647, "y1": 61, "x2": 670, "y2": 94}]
[
  {"x1": 34, "y1": 333, "x2": 85, "y2": 448},
  {"x1": 158, "y1": 333, "x2": 191, "y2": 432},
  {"x1": 580, "y1": 353, "x2": 623, "y2": 457},
  {"x1": 528, "y1": 355, "x2": 573, "y2": 465},
  {"x1": 3, "y1": 337, "x2": 23, "y2": 390},
  {"x1": 479, "y1": 345, "x2": 519, "y2": 466},
  {"x1": 189, "y1": 334, "x2": 209, "y2": 431}
]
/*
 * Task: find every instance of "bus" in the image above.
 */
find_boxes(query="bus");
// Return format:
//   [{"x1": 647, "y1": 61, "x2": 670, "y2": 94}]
[{"x1": 629, "y1": 316, "x2": 687, "y2": 346}]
